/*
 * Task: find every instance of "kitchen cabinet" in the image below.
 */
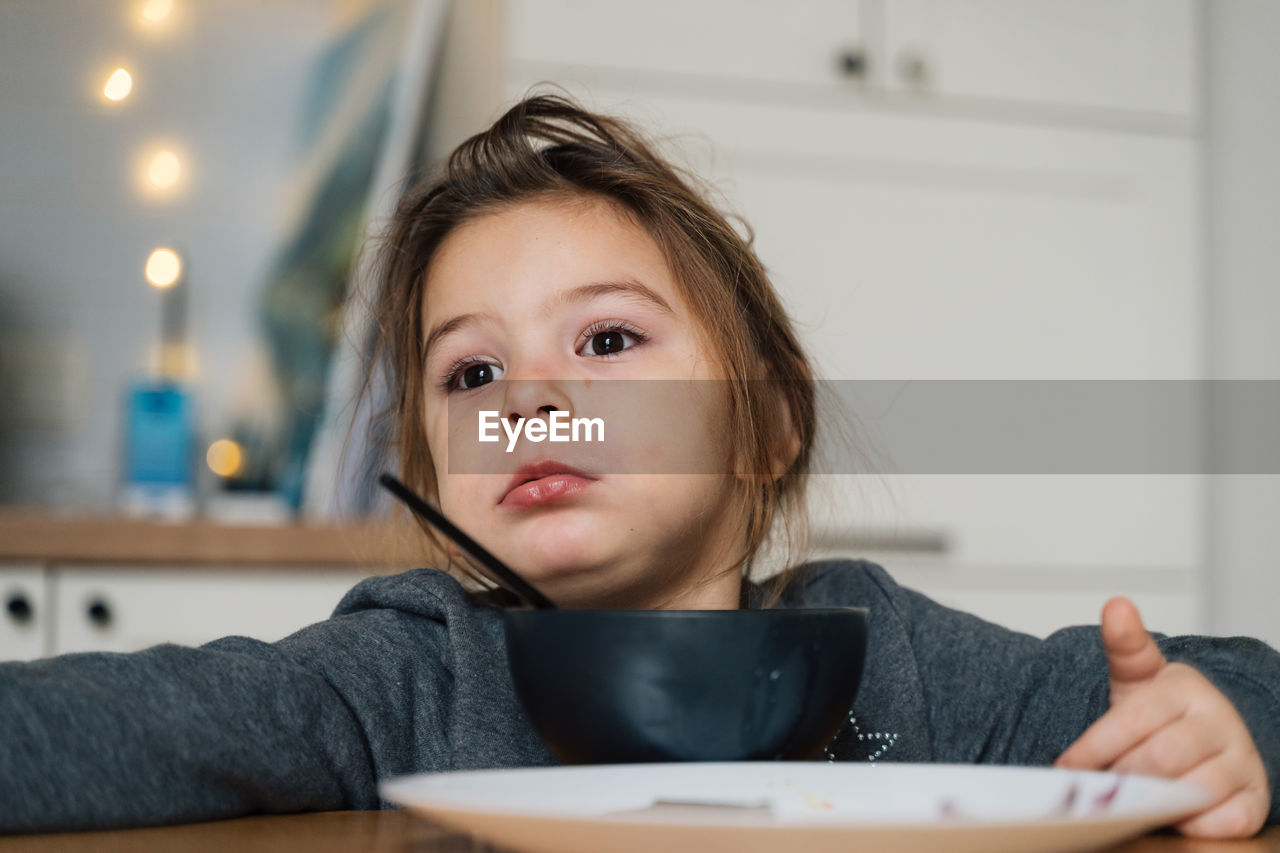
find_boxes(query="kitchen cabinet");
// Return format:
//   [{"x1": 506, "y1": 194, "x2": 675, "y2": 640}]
[
  {"x1": 0, "y1": 514, "x2": 413, "y2": 661},
  {"x1": 0, "y1": 564, "x2": 370, "y2": 661},
  {"x1": 504, "y1": 0, "x2": 1196, "y2": 123},
  {"x1": 0, "y1": 564, "x2": 48, "y2": 662},
  {"x1": 507, "y1": 0, "x2": 870, "y2": 90},
  {"x1": 50, "y1": 567, "x2": 369, "y2": 656},
  {"x1": 881, "y1": 0, "x2": 1197, "y2": 118}
]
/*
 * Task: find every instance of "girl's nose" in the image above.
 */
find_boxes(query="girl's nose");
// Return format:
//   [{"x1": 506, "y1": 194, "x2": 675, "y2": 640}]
[{"x1": 502, "y1": 378, "x2": 574, "y2": 426}]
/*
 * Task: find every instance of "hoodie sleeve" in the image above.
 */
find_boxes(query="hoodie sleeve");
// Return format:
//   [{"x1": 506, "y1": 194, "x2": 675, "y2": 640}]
[
  {"x1": 0, "y1": 569, "x2": 473, "y2": 834},
  {"x1": 0, "y1": 634, "x2": 379, "y2": 833},
  {"x1": 876, "y1": 569, "x2": 1280, "y2": 824}
]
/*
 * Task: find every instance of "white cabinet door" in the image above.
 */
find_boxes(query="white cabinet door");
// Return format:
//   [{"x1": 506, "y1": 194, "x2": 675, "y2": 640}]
[
  {"x1": 882, "y1": 0, "x2": 1198, "y2": 118},
  {"x1": 502, "y1": 0, "x2": 1196, "y2": 123},
  {"x1": 505, "y1": 0, "x2": 868, "y2": 90},
  {"x1": 51, "y1": 568, "x2": 371, "y2": 655},
  {"x1": 1, "y1": 565, "x2": 48, "y2": 661}
]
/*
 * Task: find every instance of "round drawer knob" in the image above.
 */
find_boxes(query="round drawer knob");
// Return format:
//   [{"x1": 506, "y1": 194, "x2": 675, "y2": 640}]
[
  {"x1": 898, "y1": 51, "x2": 930, "y2": 86},
  {"x1": 6, "y1": 594, "x2": 33, "y2": 625},
  {"x1": 837, "y1": 48, "x2": 868, "y2": 78},
  {"x1": 87, "y1": 598, "x2": 113, "y2": 628}
]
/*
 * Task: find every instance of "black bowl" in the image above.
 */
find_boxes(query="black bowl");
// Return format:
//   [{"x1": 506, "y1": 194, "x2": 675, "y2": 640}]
[{"x1": 503, "y1": 607, "x2": 868, "y2": 764}]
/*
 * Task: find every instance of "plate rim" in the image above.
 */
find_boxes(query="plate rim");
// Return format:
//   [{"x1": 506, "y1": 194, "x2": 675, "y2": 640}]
[{"x1": 379, "y1": 761, "x2": 1214, "y2": 832}]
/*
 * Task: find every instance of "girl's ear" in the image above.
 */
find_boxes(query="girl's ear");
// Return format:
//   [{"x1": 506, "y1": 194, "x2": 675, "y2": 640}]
[
  {"x1": 733, "y1": 383, "x2": 802, "y2": 485},
  {"x1": 767, "y1": 386, "x2": 803, "y2": 482}
]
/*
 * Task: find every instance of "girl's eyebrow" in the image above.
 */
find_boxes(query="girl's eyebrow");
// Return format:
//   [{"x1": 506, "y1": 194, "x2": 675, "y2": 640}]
[
  {"x1": 553, "y1": 279, "x2": 674, "y2": 315},
  {"x1": 425, "y1": 279, "x2": 673, "y2": 359},
  {"x1": 423, "y1": 311, "x2": 494, "y2": 360}
]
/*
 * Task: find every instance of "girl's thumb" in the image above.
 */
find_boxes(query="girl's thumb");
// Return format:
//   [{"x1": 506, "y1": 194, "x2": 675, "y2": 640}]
[{"x1": 1101, "y1": 596, "x2": 1166, "y2": 694}]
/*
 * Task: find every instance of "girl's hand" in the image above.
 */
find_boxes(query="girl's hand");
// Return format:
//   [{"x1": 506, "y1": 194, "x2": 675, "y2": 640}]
[{"x1": 1054, "y1": 597, "x2": 1271, "y2": 838}]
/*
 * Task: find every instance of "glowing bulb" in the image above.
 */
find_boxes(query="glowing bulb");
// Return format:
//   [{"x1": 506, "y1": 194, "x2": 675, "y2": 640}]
[
  {"x1": 103, "y1": 68, "x2": 133, "y2": 101},
  {"x1": 207, "y1": 439, "x2": 244, "y2": 478},
  {"x1": 134, "y1": 144, "x2": 189, "y2": 199},
  {"x1": 145, "y1": 248, "x2": 182, "y2": 288},
  {"x1": 147, "y1": 150, "x2": 181, "y2": 190},
  {"x1": 140, "y1": 0, "x2": 173, "y2": 23}
]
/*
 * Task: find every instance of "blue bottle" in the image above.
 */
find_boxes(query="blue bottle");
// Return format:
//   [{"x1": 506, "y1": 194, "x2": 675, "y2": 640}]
[{"x1": 121, "y1": 378, "x2": 196, "y2": 520}]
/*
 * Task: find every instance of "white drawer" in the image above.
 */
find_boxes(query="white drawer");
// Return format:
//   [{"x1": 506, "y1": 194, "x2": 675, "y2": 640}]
[{"x1": 51, "y1": 567, "x2": 372, "y2": 655}]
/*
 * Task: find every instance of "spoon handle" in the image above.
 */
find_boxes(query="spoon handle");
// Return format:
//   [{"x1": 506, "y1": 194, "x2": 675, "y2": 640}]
[{"x1": 378, "y1": 473, "x2": 557, "y2": 610}]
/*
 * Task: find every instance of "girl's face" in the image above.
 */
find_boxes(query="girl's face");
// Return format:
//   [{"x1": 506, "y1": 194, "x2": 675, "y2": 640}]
[{"x1": 421, "y1": 196, "x2": 744, "y2": 609}]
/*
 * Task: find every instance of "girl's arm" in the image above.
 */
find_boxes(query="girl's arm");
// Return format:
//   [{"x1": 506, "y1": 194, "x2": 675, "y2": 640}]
[
  {"x1": 0, "y1": 569, "x2": 478, "y2": 833},
  {"x1": 0, "y1": 635, "x2": 380, "y2": 833}
]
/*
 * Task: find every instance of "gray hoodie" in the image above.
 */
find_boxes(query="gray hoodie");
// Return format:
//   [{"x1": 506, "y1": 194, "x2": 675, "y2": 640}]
[{"x1": 2, "y1": 558, "x2": 1278, "y2": 833}]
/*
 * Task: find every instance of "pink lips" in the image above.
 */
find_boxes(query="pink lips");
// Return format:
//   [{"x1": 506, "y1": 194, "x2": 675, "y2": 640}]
[{"x1": 499, "y1": 461, "x2": 597, "y2": 509}]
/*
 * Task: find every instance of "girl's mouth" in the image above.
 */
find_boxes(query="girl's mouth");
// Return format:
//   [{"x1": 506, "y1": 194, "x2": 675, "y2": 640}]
[{"x1": 499, "y1": 462, "x2": 597, "y2": 509}]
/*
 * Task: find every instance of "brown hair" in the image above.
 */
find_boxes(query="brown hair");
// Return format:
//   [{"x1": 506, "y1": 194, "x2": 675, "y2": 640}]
[{"x1": 362, "y1": 91, "x2": 816, "y2": 607}]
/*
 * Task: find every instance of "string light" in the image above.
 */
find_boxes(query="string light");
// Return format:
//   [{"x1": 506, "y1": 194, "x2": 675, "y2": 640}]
[
  {"x1": 206, "y1": 439, "x2": 245, "y2": 478},
  {"x1": 139, "y1": 0, "x2": 173, "y2": 24},
  {"x1": 145, "y1": 248, "x2": 182, "y2": 289},
  {"x1": 103, "y1": 68, "x2": 133, "y2": 101},
  {"x1": 147, "y1": 150, "x2": 181, "y2": 190}
]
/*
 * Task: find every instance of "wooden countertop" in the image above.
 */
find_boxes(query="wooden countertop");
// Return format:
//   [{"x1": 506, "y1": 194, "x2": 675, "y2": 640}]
[
  {"x1": 1, "y1": 810, "x2": 1277, "y2": 853},
  {"x1": 0, "y1": 510, "x2": 433, "y2": 569}
]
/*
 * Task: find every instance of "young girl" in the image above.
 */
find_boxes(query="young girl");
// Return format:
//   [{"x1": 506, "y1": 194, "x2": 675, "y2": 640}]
[{"x1": 2, "y1": 94, "x2": 1277, "y2": 839}]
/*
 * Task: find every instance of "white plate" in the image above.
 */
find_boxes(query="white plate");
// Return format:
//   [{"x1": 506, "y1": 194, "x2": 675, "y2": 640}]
[{"x1": 380, "y1": 762, "x2": 1212, "y2": 853}]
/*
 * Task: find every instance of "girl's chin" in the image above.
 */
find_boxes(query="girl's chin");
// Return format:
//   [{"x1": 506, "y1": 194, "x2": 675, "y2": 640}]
[
  {"x1": 509, "y1": 530, "x2": 619, "y2": 585},
  {"x1": 518, "y1": 540, "x2": 612, "y2": 581}
]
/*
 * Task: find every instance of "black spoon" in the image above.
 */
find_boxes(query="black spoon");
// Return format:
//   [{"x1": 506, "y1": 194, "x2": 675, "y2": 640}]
[{"x1": 378, "y1": 472, "x2": 558, "y2": 610}]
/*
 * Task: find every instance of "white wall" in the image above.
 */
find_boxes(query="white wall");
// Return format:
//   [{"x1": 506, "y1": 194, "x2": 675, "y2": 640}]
[{"x1": 1204, "y1": 1, "x2": 1280, "y2": 644}]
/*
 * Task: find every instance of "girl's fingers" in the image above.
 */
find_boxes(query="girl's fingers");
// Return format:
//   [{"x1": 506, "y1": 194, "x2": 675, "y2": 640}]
[
  {"x1": 1109, "y1": 716, "x2": 1226, "y2": 779},
  {"x1": 1100, "y1": 597, "x2": 1167, "y2": 689},
  {"x1": 1055, "y1": 682, "x2": 1185, "y2": 770},
  {"x1": 1174, "y1": 757, "x2": 1268, "y2": 840}
]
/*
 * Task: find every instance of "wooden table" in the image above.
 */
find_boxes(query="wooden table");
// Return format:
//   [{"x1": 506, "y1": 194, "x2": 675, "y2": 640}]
[{"x1": 0, "y1": 811, "x2": 1277, "y2": 852}]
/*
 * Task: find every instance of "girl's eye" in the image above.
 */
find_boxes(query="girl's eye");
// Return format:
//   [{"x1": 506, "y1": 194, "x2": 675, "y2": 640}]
[
  {"x1": 587, "y1": 330, "x2": 631, "y2": 356},
  {"x1": 579, "y1": 323, "x2": 646, "y2": 358},
  {"x1": 450, "y1": 361, "x2": 503, "y2": 390}
]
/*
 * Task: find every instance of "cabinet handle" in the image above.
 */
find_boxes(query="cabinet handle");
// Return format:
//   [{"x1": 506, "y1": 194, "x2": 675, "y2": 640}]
[
  {"x1": 813, "y1": 528, "x2": 950, "y2": 553},
  {"x1": 5, "y1": 593, "x2": 33, "y2": 625},
  {"x1": 87, "y1": 598, "x2": 113, "y2": 628},
  {"x1": 898, "y1": 51, "x2": 930, "y2": 86},
  {"x1": 836, "y1": 48, "x2": 868, "y2": 79}
]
